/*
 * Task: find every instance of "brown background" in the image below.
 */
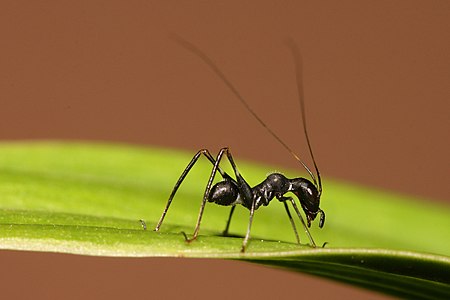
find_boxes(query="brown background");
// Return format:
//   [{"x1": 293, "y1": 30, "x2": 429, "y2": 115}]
[{"x1": 0, "y1": 1, "x2": 449, "y2": 299}]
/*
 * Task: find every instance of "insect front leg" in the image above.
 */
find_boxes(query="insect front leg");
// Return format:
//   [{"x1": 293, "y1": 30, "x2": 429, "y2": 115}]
[
  {"x1": 275, "y1": 195, "x2": 300, "y2": 244},
  {"x1": 289, "y1": 198, "x2": 317, "y2": 247}
]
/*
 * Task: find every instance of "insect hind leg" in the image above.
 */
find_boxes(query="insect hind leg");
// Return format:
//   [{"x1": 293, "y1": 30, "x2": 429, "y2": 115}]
[
  {"x1": 222, "y1": 205, "x2": 236, "y2": 236},
  {"x1": 154, "y1": 149, "x2": 226, "y2": 231},
  {"x1": 186, "y1": 147, "x2": 234, "y2": 241}
]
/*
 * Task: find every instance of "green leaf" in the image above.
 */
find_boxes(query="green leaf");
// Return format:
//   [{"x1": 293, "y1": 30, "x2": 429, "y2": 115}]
[{"x1": 0, "y1": 142, "x2": 449, "y2": 298}]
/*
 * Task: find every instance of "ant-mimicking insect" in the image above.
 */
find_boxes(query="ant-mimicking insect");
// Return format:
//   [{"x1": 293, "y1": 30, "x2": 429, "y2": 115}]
[{"x1": 154, "y1": 35, "x2": 325, "y2": 252}]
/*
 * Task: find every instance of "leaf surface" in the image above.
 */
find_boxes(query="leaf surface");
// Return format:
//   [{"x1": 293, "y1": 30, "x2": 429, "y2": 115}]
[{"x1": 0, "y1": 142, "x2": 448, "y2": 298}]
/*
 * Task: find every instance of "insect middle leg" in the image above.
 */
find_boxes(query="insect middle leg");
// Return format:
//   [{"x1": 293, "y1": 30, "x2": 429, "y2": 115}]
[{"x1": 220, "y1": 148, "x2": 255, "y2": 252}]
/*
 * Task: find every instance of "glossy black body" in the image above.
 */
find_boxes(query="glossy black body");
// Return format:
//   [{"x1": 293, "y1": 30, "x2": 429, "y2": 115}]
[
  {"x1": 155, "y1": 147, "x2": 325, "y2": 252},
  {"x1": 210, "y1": 172, "x2": 321, "y2": 224},
  {"x1": 153, "y1": 35, "x2": 325, "y2": 252}
]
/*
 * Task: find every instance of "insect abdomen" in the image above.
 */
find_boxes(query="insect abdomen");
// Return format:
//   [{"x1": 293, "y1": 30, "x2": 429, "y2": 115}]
[{"x1": 208, "y1": 180, "x2": 240, "y2": 206}]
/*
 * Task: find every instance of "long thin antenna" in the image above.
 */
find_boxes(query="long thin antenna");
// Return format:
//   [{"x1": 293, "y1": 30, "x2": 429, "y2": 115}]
[
  {"x1": 170, "y1": 34, "x2": 318, "y2": 189},
  {"x1": 284, "y1": 38, "x2": 322, "y2": 195}
]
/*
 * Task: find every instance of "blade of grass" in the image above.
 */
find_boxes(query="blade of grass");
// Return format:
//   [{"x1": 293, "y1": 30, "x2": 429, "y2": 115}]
[{"x1": 0, "y1": 141, "x2": 448, "y2": 298}]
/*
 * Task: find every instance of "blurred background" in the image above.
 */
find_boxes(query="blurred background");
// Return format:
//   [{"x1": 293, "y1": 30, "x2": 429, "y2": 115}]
[{"x1": 0, "y1": 1, "x2": 448, "y2": 299}]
